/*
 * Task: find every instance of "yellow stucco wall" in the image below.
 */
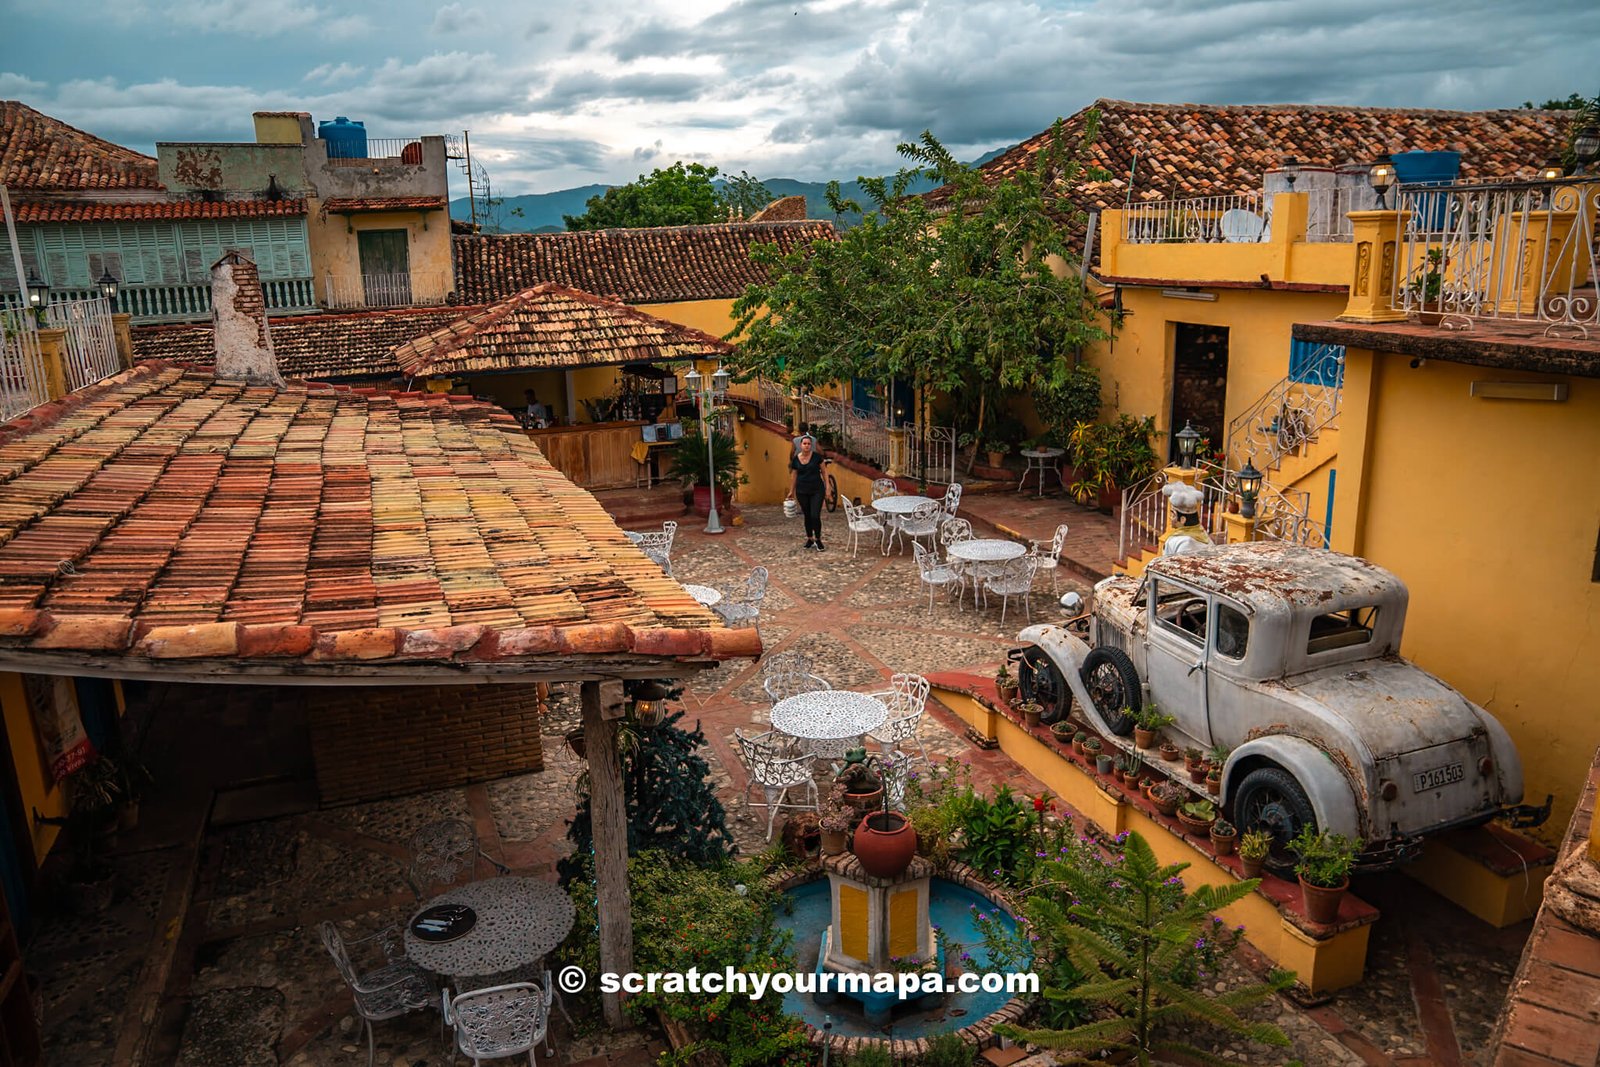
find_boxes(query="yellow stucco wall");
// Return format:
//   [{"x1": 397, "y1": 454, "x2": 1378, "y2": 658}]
[
  {"x1": 1, "y1": 673, "x2": 64, "y2": 862},
  {"x1": 308, "y1": 205, "x2": 454, "y2": 306},
  {"x1": 1332, "y1": 349, "x2": 1600, "y2": 837},
  {"x1": 635, "y1": 299, "x2": 738, "y2": 341}
]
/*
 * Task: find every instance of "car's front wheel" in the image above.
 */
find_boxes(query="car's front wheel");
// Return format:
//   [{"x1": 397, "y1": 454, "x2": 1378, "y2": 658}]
[
  {"x1": 1080, "y1": 646, "x2": 1138, "y2": 735},
  {"x1": 1018, "y1": 647, "x2": 1068, "y2": 724},
  {"x1": 1233, "y1": 765, "x2": 1317, "y2": 865}
]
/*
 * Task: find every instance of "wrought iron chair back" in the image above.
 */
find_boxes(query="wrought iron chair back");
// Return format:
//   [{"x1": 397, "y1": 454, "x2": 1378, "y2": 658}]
[
  {"x1": 871, "y1": 478, "x2": 899, "y2": 501},
  {"x1": 320, "y1": 921, "x2": 437, "y2": 1067},
  {"x1": 407, "y1": 818, "x2": 509, "y2": 900},
  {"x1": 763, "y1": 671, "x2": 832, "y2": 704},
  {"x1": 446, "y1": 981, "x2": 549, "y2": 1064}
]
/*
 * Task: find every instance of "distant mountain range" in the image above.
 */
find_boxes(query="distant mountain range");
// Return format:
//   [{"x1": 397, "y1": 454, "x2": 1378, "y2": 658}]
[{"x1": 452, "y1": 148, "x2": 1011, "y2": 233}]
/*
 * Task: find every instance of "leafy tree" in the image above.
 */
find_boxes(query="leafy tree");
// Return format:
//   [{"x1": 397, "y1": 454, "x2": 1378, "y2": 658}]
[
  {"x1": 557, "y1": 710, "x2": 734, "y2": 882},
  {"x1": 564, "y1": 161, "x2": 724, "y2": 230},
  {"x1": 997, "y1": 832, "x2": 1293, "y2": 1066},
  {"x1": 727, "y1": 118, "x2": 1110, "y2": 459},
  {"x1": 1521, "y1": 90, "x2": 1600, "y2": 171},
  {"x1": 1522, "y1": 93, "x2": 1592, "y2": 110},
  {"x1": 719, "y1": 170, "x2": 775, "y2": 217}
]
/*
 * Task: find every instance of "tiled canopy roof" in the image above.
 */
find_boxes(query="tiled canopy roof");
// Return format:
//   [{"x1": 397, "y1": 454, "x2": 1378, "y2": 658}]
[
  {"x1": 131, "y1": 307, "x2": 480, "y2": 381},
  {"x1": 1, "y1": 100, "x2": 161, "y2": 191},
  {"x1": 393, "y1": 284, "x2": 733, "y2": 378},
  {"x1": 451, "y1": 219, "x2": 836, "y2": 305},
  {"x1": 0, "y1": 363, "x2": 755, "y2": 673},
  {"x1": 13, "y1": 198, "x2": 306, "y2": 223},
  {"x1": 322, "y1": 195, "x2": 448, "y2": 214},
  {"x1": 923, "y1": 99, "x2": 1569, "y2": 247}
]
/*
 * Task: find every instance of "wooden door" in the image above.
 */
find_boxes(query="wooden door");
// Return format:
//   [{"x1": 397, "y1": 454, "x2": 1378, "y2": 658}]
[{"x1": 1170, "y1": 323, "x2": 1229, "y2": 459}]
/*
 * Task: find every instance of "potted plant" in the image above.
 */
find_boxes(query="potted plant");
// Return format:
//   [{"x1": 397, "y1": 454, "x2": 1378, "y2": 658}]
[
  {"x1": 1210, "y1": 818, "x2": 1238, "y2": 857},
  {"x1": 819, "y1": 785, "x2": 853, "y2": 856},
  {"x1": 1407, "y1": 248, "x2": 1446, "y2": 325},
  {"x1": 668, "y1": 426, "x2": 745, "y2": 516},
  {"x1": 1183, "y1": 746, "x2": 1203, "y2": 773},
  {"x1": 1050, "y1": 720, "x2": 1075, "y2": 741},
  {"x1": 994, "y1": 663, "x2": 1018, "y2": 705},
  {"x1": 1073, "y1": 730, "x2": 1088, "y2": 756},
  {"x1": 1084, "y1": 737, "x2": 1102, "y2": 763},
  {"x1": 854, "y1": 795, "x2": 917, "y2": 879},
  {"x1": 564, "y1": 726, "x2": 586, "y2": 760},
  {"x1": 64, "y1": 756, "x2": 123, "y2": 913},
  {"x1": 1124, "y1": 750, "x2": 1145, "y2": 786},
  {"x1": 1131, "y1": 704, "x2": 1175, "y2": 750},
  {"x1": 1239, "y1": 829, "x2": 1273, "y2": 880},
  {"x1": 1158, "y1": 740, "x2": 1181, "y2": 762},
  {"x1": 1205, "y1": 765, "x2": 1222, "y2": 795},
  {"x1": 1095, "y1": 752, "x2": 1115, "y2": 776},
  {"x1": 1177, "y1": 799, "x2": 1217, "y2": 836},
  {"x1": 1290, "y1": 826, "x2": 1360, "y2": 924},
  {"x1": 1187, "y1": 760, "x2": 1208, "y2": 785},
  {"x1": 1018, "y1": 701, "x2": 1043, "y2": 729},
  {"x1": 836, "y1": 749, "x2": 885, "y2": 814},
  {"x1": 1111, "y1": 756, "x2": 1127, "y2": 784},
  {"x1": 1151, "y1": 781, "x2": 1183, "y2": 817}
]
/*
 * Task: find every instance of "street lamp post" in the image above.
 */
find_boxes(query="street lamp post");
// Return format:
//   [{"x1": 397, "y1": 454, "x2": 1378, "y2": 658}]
[{"x1": 684, "y1": 365, "x2": 731, "y2": 535}]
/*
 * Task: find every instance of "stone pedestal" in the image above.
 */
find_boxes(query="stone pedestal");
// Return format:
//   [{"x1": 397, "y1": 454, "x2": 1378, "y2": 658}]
[{"x1": 819, "y1": 853, "x2": 940, "y2": 1024}]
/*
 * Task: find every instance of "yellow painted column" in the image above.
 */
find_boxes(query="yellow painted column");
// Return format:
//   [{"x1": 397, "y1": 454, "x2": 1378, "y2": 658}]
[
  {"x1": 1268, "y1": 191, "x2": 1309, "y2": 278},
  {"x1": 36, "y1": 327, "x2": 69, "y2": 401},
  {"x1": 1338, "y1": 211, "x2": 1410, "y2": 323},
  {"x1": 1223, "y1": 512, "x2": 1258, "y2": 543},
  {"x1": 1099, "y1": 208, "x2": 1125, "y2": 276}
]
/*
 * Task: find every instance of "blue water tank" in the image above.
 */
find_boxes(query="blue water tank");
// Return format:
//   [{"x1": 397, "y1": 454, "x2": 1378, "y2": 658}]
[
  {"x1": 318, "y1": 116, "x2": 367, "y2": 160},
  {"x1": 1393, "y1": 151, "x2": 1461, "y2": 229}
]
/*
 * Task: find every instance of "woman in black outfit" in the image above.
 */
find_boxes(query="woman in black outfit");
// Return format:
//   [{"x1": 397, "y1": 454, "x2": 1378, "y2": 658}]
[{"x1": 788, "y1": 434, "x2": 827, "y2": 550}]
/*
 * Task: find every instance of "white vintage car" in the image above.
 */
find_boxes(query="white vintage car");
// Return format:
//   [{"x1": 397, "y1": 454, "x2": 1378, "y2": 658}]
[{"x1": 1014, "y1": 542, "x2": 1546, "y2": 867}]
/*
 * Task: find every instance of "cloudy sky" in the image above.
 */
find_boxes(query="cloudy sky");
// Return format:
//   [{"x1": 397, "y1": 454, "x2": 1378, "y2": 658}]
[{"x1": 2, "y1": 0, "x2": 1595, "y2": 195}]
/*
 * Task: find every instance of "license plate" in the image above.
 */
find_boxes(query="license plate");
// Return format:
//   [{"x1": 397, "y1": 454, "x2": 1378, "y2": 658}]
[{"x1": 1412, "y1": 762, "x2": 1464, "y2": 793}]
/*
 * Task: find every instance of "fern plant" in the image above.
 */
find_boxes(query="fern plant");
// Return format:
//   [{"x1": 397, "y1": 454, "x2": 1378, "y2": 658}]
[{"x1": 997, "y1": 831, "x2": 1293, "y2": 1065}]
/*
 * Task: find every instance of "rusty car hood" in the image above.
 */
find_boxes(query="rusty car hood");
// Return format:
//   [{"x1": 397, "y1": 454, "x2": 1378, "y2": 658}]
[{"x1": 1274, "y1": 657, "x2": 1486, "y2": 756}]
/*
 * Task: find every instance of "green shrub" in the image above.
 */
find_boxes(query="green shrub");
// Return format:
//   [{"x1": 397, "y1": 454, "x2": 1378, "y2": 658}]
[
  {"x1": 920, "y1": 1032, "x2": 977, "y2": 1067},
  {"x1": 846, "y1": 1043, "x2": 895, "y2": 1067}
]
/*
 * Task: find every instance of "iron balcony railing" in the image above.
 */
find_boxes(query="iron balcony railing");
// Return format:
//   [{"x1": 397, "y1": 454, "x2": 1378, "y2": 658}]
[
  {"x1": 0, "y1": 278, "x2": 318, "y2": 324},
  {"x1": 323, "y1": 271, "x2": 450, "y2": 310},
  {"x1": 44, "y1": 296, "x2": 121, "y2": 392},
  {"x1": 1392, "y1": 176, "x2": 1600, "y2": 337},
  {"x1": 0, "y1": 310, "x2": 49, "y2": 421},
  {"x1": 1118, "y1": 459, "x2": 1324, "y2": 563},
  {"x1": 800, "y1": 390, "x2": 957, "y2": 487},
  {"x1": 324, "y1": 136, "x2": 435, "y2": 165},
  {"x1": 1121, "y1": 193, "x2": 1272, "y2": 244},
  {"x1": 1225, "y1": 343, "x2": 1344, "y2": 471}
]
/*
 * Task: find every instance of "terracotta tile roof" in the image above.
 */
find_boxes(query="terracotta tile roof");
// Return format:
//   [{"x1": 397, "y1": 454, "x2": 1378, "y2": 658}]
[
  {"x1": 0, "y1": 362, "x2": 756, "y2": 671},
  {"x1": 322, "y1": 195, "x2": 448, "y2": 213},
  {"x1": 923, "y1": 99, "x2": 1569, "y2": 249},
  {"x1": 131, "y1": 307, "x2": 480, "y2": 382},
  {"x1": 1, "y1": 100, "x2": 161, "y2": 192},
  {"x1": 393, "y1": 284, "x2": 733, "y2": 378},
  {"x1": 13, "y1": 197, "x2": 306, "y2": 223},
  {"x1": 451, "y1": 220, "x2": 837, "y2": 305}
]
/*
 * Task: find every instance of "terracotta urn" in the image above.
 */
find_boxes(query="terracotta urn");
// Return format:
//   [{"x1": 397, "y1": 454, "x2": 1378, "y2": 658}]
[
  {"x1": 1300, "y1": 876, "x2": 1348, "y2": 925},
  {"x1": 853, "y1": 811, "x2": 917, "y2": 878}
]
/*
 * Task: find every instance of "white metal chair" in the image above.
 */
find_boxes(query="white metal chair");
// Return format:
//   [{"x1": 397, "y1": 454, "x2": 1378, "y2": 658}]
[
  {"x1": 714, "y1": 566, "x2": 769, "y2": 630},
  {"x1": 635, "y1": 520, "x2": 677, "y2": 576},
  {"x1": 763, "y1": 670, "x2": 832, "y2": 704},
  {"x1": 913, "y1": 541, "x2": 962, "y2": 613},
  {"x1": 866, "y1": 673, "x2": 932, "y2": 763},
  {"x1": 940, "y1": 483, "x2": 964, "y2": 522},
  {"x1": 408, "y1": 818, "x2": 510, "y2": 901},
  {"x1": 444, "y1": 981, "x2": 549, "y2": 1065},
  {"x1": 986, "y1": 554, "x2": 1040, "y2": 624},
  {"x1": 1028, "y1": 523, "x2": 1070, "y2": 592},
  {"x1": 735, "y1": 729, "x2": 819, "y2": 839},
  {"x1": 844, "y1": 500, "x2": 885, "y2": 558},
  {"x1": 320, "y1": 921, "x2": 437, "y2": 1067},
  {"x1": 892, "y1": 499, "x2": 942, "y2": 555},
  {"x1": 938, "y1": 517, "x2": 973, "y2": 558},
  {"x1": 881, "y1": 750, "x2": 916, "y2": 811},
  {"x1": 871, "y1": 478, "x2": 899, "y2": 501}
]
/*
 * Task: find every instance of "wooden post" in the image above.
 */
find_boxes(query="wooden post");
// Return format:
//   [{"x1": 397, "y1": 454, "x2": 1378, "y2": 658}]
[
  {"x1": 36, "y1": 327, "x2": 69, "y2": 401},
  {"x1": 580, "y1": 680, "x2": 634, "y2": 1028},
  {"x1": 111, "y1": 313, "x2": 134, "y2": 369}
]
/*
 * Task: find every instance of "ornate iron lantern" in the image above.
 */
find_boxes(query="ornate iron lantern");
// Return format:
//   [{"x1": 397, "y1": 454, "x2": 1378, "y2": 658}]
[
  {"x1": 1236, "y1": 460, "x2": 1263, "y2": 520},
  {"x1": 1174, "y1": 421, "x2": 1200, "y2": 469},
  {"x1": 1368, "y1": 153, "x2": 1396, "y2": 208}
]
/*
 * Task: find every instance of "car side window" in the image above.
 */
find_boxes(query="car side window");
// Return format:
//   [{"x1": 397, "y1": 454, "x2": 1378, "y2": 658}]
[
  {"x1": 1151, "y1": 579, "x2": 1204, "y2": 646},
  {"x1": 1307, "y1": 605, "x2": 1378, "y2": 654},
  {"x1": 1214, "y1": 601, "x2": 1250, "y2": 660}
]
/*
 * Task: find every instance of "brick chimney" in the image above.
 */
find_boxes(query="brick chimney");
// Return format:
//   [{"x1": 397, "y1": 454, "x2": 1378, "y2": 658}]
[{"x1": 210, "y1": 251, "x2": 284, "y2": 386}]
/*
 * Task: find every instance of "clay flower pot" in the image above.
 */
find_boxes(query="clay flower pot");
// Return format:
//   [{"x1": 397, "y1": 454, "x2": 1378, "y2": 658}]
[
  {"x1": 1300, "y1": 876, "x2": 1349, "y2": 925},
  {"x1": 1152, "y1": 793, "x2": 1180, "y2": 817},
  {"x1": 854, "y1": 811, "x2": 917, "y2": 878},
  {"x1": 1241, "y1": 854, "x2": 1266, "y2": 880},
  {"x1": 564, "y1": 727, "x2": 586, "y2": 760},
  {"x1": 1133, "y1": 727, "x2": 1156, "y2": 749},
  {"x1": 844, "y1": 787, "x2": 884, "y2": 815},
  {"x1": 1177, "y1": 811, "x2": 1215, "y2": 836},
  {"x1": 997, "y1": 683, "x2": 1019, "y2": 705},
  {"x1": 1019, "y1": 702, "x2": 1043, "y2": 728},
  {"x1": 1205, "y1": 773, "x2": 1222, "y2": 796},
  {"x1": 1188, "y1": 765, "x2": 1208, "y2": 784},
  {"x1": 1210, "y1": 829, "x2": 1237, "y2": 857},
  {"x1": 821, "y1": 828, "x2": 848, "y2": 856}
]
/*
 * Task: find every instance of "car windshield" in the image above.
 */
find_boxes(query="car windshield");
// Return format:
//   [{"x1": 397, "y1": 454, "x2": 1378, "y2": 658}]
[{"x1": 1307, "y1": 605, "x2": 1378, "y2": 654}]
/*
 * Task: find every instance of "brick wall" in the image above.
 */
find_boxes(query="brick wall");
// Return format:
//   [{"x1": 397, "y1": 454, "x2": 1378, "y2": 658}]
[{"x1": 307, "y1": 684, "x2": 546, "y2": 805}]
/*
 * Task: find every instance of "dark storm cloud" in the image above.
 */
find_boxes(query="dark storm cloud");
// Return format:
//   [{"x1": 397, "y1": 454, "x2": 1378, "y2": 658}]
[{"x1": 531, "y1": 71, "x2": 716, "y2": 113}]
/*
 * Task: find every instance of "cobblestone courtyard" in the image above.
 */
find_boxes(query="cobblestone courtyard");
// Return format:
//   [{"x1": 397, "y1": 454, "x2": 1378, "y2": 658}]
[{"x1": 31, "y1": 505, "x2": 1529, "y2": 1066}]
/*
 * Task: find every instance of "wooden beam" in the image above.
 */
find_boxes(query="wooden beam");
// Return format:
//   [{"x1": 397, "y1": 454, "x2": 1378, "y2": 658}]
[{"x1": 581, "y1": 679, "x2": 634, "y2": 1028}]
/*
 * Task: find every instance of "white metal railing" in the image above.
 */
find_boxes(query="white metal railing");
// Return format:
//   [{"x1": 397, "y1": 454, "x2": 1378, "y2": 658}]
[
  {"x1": 1225, "y1": 343, "x2": 1344, "y2": 471},
  {"x1": 800, "y1": 390, "x2": 956, "y2": 486},
  {"x1": 0, "y1": 311, "x2": 49, "y2": 421},
  {"x1": 324, "y1": 136, "x2": 431, "y2": 164},
  {"x1": 0, "y1": 278, "x2": 317, "y2": 324},
  {"x1": 1122, "y1": 193, "x2": 1271, "y2": 244},
  {"x1": 323, "y1": 271, "x2": 449, "y2": 310},
  {"x1": 1393, "y1": 176, "x2": 1600, "y2": 337},
  {"x1": 1118, "y1": 459, "x2": 1323, "y2": 562},
  {"x1": 44, "y1": 297, "x2": 121, "y2": 392},
  {"x1": 727, "y1": 376, "x2": 790, "y2": 425},
  {"x1": 1302, "y1": 185, "x2": 1382, "y2": 243}
]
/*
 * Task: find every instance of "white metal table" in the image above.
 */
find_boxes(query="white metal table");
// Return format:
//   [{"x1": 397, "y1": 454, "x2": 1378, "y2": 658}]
[
  {"x1": 1019, "y1": 447, "x2": 1064, "y2": 497},
  {"x1": 624, "y1": 530, "x2": 645, "y2": 545},
  {"x1": 771, "y1": 690, "x2": 888, "y2": 761},
  {"x1": 404, "y1": 877, "x2": 576, "y2": 979},
  {"x1": 682, "y1": 583, "x2": 722, "y2": 607},
  {"x1": 872, "y1": 494, "x2": 935, "y2": 554},
  {"x1": 948, "y1": 538, "x2": 1026, "y2": 608}
]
